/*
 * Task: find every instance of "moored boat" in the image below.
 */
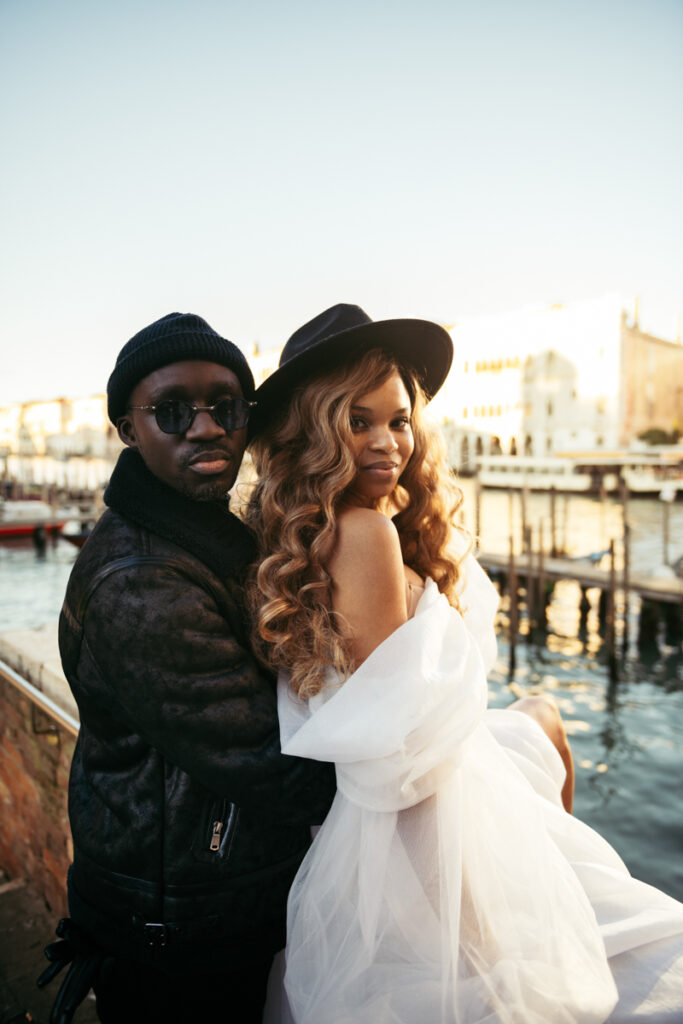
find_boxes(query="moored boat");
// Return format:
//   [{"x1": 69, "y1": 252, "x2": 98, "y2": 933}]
[
  {"x1": 0, "y1": 499, "x2": 67, "y2": 538},
  {"x1": 476, "y1": 456, "x2": 593, "y2": 493},
  {"x1": 477, "y1": 451, "x2": 683, "y2": 496}
]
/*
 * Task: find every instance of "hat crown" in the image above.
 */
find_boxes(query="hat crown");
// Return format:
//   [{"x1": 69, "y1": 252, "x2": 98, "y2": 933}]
[
  {"x1": 114, "y1": 312, "x2": 219, "y2": 369},
  {"x1": 280, "y1": 304, "x2": 372, "y2": 367}
]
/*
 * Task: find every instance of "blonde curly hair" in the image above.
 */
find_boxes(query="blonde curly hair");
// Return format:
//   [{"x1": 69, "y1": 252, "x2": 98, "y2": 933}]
[{"x1": 245, "y1": 348, "x2": 468, "y2": 699}]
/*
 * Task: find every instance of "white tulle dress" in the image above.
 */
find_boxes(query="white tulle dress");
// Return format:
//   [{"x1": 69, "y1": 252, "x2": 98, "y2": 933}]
[{"x1": 266, "y1": 555, "x2": 683, "y2": 1023}]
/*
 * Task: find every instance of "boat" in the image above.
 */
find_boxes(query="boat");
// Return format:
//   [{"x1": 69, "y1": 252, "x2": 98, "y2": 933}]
[
  {"x1": 572, "y1": 451, "x2": 683, "y2": 497},
  {"x1": 476, "y1": 451, "x2": 683, "y2": 497},
  {"x1": 61, "y1": 523, "x2": 94, "y2": 548},
  {"x1": 0, "y1": 499, "x2": 68, "y2": 538},
  {"x1": 476, "y1": 456, "x2": 593, "y2": 493}
]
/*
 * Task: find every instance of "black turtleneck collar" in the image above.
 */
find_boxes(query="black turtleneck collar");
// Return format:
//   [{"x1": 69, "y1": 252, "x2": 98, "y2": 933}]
[{"x1": 104, "y1": 448, "x2": 256, "y2": 580}]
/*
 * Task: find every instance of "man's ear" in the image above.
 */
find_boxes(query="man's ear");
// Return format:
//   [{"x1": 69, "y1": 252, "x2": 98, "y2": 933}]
[{"x1": 116, "y1": 414, "x2": 139, "y2": 449}]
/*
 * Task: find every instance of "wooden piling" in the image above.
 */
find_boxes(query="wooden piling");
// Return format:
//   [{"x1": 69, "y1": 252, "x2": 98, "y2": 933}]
[
  {"x1": 637, "y1": 599, "x2": 661, "y2": 652},
  {"x1": 32, "y1": 525, "x2": 47, "y2": 556},
  {"x1": 538, "y1": 520, "x2": 546, "y2": 632},
  {"x1": 662, "y1": 498, "x2": 671, "y2": 567},
  {"x1": 525, "y1": 526, "x2": 536, "y2": 639},
  {"x1": 620, "y1": 480, "x2": 630, "y2": 656},
  {"x1": 663, "y1": 601, "x2": 682, "y2": 648},
  {"x1": 508, "y1": 536, "x2": 518, "y2": 676},
  {"x1": 520, "y1": 482, "x2": 529, "y2": 553},
  {"x1": 598, "y1": 587, "x2": 608, "y2": 628},
  {"x1": 549, "y1": 487, "x2": 557, "y2": 557},
  {"x1": 474, "y1": 470, "x2": 482, "y2": 553},
  {"x1": 607, "y1": 539, "x2": 618, "y2": 682},
  {"x1": 579, "y1": 586, "x2": 591, "y2": 637}
]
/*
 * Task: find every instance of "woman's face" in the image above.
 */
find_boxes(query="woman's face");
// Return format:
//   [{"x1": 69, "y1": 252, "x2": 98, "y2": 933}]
[{"x1": 343, "y1": 371, "x2": 415, "y2": 508}]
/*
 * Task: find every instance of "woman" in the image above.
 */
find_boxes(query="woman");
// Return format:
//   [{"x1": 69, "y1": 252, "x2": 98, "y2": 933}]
[{"x1": 246, "y1": 304, "x2": 683, "y2": 1023}]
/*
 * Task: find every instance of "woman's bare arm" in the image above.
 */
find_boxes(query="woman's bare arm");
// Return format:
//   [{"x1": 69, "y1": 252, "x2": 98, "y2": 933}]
[{"x1": 327, "y1": 507, "x2": 408, "y2": 666}]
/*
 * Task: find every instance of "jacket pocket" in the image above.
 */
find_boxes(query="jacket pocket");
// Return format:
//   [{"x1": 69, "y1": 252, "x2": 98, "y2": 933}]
[{"x1": 192, "y1": 798, "x2": 240, "y2": 863}]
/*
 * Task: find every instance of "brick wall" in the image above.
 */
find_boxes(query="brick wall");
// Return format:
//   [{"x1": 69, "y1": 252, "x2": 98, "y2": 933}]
[{"x1": 0, "y1": 677, "x2": 74, "y2": 916}]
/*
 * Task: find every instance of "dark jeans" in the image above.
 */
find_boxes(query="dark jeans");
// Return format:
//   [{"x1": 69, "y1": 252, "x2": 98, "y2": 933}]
[{"x1": 93, "y1": 950, "x2": 274, "y2": 1024}]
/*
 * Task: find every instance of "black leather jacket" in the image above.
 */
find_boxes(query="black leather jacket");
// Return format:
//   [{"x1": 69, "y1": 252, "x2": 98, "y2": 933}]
[{"x1": 59, "y1": 450, "x2": 335, "y2": 968}]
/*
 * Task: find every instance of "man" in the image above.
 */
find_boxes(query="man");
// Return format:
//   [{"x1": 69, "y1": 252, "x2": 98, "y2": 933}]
[{"x1": 41, "y1": 313, "x2": 335, "y2": 1023}]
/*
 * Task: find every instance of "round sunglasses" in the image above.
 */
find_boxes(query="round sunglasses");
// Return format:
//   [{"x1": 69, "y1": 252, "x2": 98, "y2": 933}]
[{"x1": 129, "y1": 397, "x2": 256, "y2": 434}]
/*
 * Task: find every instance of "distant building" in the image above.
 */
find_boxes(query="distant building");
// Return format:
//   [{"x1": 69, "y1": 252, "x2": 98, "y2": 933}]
[
  {"x1": 0, "y1": 394, "x2": 121, "y2": 491},
  {"x1": 620, "y1": 312, "x2": 683, "y2": 442},
  {"x1": 431, "y1": 294, "x2": 683, "y2": 470},
  {"x1": 2, "y1": 297, "x2": 682, "y2": 488}
]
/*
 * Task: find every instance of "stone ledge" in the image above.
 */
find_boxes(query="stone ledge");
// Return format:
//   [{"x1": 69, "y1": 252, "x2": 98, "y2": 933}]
[{"x1": 0, "y1": 623, "x2": 78, "y2": 721}]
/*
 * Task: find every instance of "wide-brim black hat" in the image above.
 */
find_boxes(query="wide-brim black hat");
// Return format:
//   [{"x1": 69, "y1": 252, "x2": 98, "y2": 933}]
[{"x1": 249, "y1": 303, "x2": 453, "y2": 436}]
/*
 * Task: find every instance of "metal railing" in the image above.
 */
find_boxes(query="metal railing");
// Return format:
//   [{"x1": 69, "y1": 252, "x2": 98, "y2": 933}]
[{"x1": 0, "y1": 657, "x2": 79, "y2": 738}]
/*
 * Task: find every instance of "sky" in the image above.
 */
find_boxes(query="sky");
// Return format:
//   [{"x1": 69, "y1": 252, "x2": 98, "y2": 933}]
[{"x1": 1, "y1": 0, "x2": 682, "y2": 405}]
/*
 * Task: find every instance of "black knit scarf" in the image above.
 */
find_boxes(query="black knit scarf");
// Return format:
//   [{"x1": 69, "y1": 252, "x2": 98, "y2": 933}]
[{"x1": 104, "y1": 448, "x2": 257, "y2": 581}]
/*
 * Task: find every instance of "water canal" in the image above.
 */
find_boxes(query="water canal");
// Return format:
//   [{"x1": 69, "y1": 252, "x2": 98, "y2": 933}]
[{"x1": 1, "y1": 485, "x2": 682, "y2": 901}]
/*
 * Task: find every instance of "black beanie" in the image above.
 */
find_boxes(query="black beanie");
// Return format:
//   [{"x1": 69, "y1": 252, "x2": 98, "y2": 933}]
[{"x1": 107, "y1": 312, "x2": 256, "y2": 423}]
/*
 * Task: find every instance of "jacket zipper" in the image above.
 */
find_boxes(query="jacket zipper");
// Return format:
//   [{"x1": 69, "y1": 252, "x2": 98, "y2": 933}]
[
  {"x1": 209, "y1": 820, "x2": 223, "y2": 851},
  {"x1": 209, "y1": 801, "x2": 238, "y2": 853}
]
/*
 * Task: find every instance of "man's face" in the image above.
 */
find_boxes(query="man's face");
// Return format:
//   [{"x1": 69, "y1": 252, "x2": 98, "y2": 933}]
[{"x1": 117, "y1": 360, "x2": 249, "y2": 500}]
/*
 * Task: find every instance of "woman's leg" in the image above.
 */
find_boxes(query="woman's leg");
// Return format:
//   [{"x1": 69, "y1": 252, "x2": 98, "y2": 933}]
[{"x1": 510, "y1": 695, "x2": 575, "y2": 813}]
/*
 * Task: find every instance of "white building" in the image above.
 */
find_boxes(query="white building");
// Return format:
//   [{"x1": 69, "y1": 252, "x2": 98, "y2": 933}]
[
  {"x1": 0, "y1": 394, "x2": 121, "y2": 491},
  {"x1": 432, "y1": 294, "x2": 683, "y2": 470}
]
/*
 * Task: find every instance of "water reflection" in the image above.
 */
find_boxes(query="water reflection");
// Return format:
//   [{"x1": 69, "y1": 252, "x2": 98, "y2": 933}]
[{"x1": 489, "y1": 567, "x2": 683, "y2": 900}]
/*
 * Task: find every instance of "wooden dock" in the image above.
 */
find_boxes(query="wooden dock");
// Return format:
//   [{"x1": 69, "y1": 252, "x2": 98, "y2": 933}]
[{"x1": 477, "y1": 551, "x2": 683, "y2": 604}]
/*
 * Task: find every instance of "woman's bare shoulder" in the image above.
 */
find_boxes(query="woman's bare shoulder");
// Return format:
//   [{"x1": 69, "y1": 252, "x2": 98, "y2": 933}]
[
  {"x1": 336, "y1": 505, "x2": 398, "y2": 535},
  {"x1": 333, "y1": 507, "x2": 402, "y2": 564},
  {"x1": 329, "y1": 508, "x2": 407, "y2": 664}
]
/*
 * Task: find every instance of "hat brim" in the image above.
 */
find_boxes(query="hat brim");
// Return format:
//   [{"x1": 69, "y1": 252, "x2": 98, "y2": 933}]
[{"x1": 249, "y1": 318, "x2": 452, "y2": 438}]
